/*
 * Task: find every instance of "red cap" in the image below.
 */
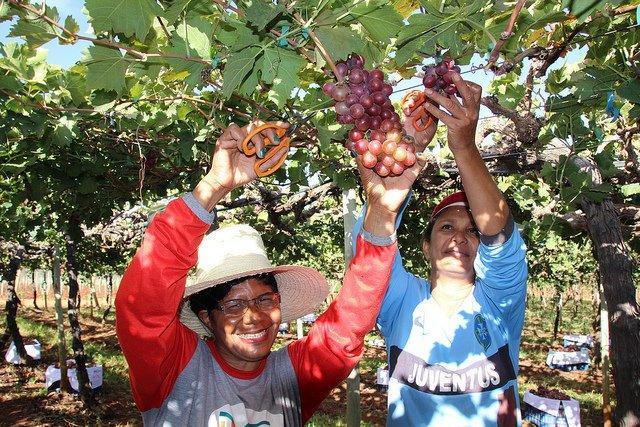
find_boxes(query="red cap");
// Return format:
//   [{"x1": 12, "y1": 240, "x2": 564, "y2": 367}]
[{"x1": 430, "y1": 191, "x2": 469, "y2": 220}]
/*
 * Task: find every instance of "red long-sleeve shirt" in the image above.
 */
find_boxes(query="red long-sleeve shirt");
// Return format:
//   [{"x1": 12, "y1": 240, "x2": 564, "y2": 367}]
[{"x1": 115, "y1": 196, "x2": 396, "y2": 425}]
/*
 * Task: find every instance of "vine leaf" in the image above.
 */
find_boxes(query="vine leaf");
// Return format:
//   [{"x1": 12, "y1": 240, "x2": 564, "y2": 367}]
[
  {"x1": 621, "y1": 183, "x2": 640, "y2": 197},
  {"x1": 618, "y1": 80, "x2": 640, "y2": 104},
  {"x1": 390, "y1": 0, "x2": 421, "y2": 18},
  {"x1": 164, "y1": 0, "x2": 193, "y2": 25},
  {"x1": 83, "y1": 46, "x2": 129, "y2": 94},
  {"x1": 65, "y1": 66, "x2": 88, "y2": 106},
  {"x1": 85, "y1": 0, "x2": 162, "y2": 40},
  {"x1": 395, "y1": 13, "x2": 441, "y2": 65},
  {"x1": 172, "y1": 15, "x2": 212, "y2": 59},
  {"x1": 315, "y1": 27, "x2": 364, "y2": 62},
  {"x1": 9, "y1": 6, "x2": 61, "y2": 48},
  {"x1": 216, "y1": 18, "x2": 261, "y2": 52},
  {"x1": 245, "y1": 2, "x2": 285, "y2": 31},
  {"x1": 223, "y1": 46, "x2": 262, "y2": 98},
  {"x1": 0, "y1": 1, "x2": 10, "y2": 19},
  {"x1": 53, "y1": 117, "x2": 77, "y2": 147},
  {"x1": 561, "y1": 0, "x2": 618, "y2": 23},
  {"x1": 63, "y1": 15, "x2": 80, "y2": 36},
  {"x1": 351, "y1": 4, "x2": 403, "y2": 44},
  {"x1": 267, "y1": 49, "x2": 305, "y2": 108},
  {"x1": 260, "y1": 47, "x2": 281, "y2": 84}
]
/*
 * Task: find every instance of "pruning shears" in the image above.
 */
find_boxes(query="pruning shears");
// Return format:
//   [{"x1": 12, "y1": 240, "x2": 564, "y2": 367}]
[
  {"x1": 401, "y1": 90, "x2": 435, "y2": 132},
  {"x1": 241, "y1": 112, "x2": 317, "y2": 177}
]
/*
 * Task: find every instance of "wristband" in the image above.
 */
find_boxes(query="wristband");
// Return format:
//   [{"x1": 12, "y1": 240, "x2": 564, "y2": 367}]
[{"x1": 360, "y1": 228, "x2": 397, "y2": 246}]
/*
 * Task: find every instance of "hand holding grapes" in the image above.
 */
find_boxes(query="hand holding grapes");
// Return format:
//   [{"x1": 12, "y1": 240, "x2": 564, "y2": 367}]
[
  {"x1": 420, "y1": 72, "x2": 482, "y2": 153},
  {"x1": 356, "y1": 146, "x2": 427, "y2": 215}
]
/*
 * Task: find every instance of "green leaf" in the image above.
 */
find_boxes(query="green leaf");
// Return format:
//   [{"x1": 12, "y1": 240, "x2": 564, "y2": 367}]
[
  {"x1": 618, "y1": 79, "x2": 640, "y2": 104},
  {"x1": 390, "y1": 0, "x2": 421, "y2": 18},
  {"x1": 64, "y1": 15, "x2": 80, "y2": 34},
  {"x1": 238, "y1": 67, "x2": 260, "y2": 96},
  {"x1": 85, "y1": 0, "x2": 162, "y2": 40},
  {"x1": 216, "y1": 18, "x2": 260, "y2": 52},
  {"x1": 259, "y1": 47, "x2": 280, "y2": 84},
  {"x1": 437, "y1": 22, "x2": 465, "y2": 57},
  {"x1": 245, "y1": 2, "x2": 285, "y2": 31},
  {"x1": 179, "y1": 139, "x2": 194, "y2": 161},
  {"x1": 0, "y1": 74, "x2": 21, "y2": 91},
  {"x1": 171, "y1": 15, "x2": 212, "y2": 59},
  {"x1": 0, "y1": 1, "x2": 11, "y2": 20},
  {"x1": 83, "y1": 46, "x2": 129, "y2": 94},
  {"x1": 9, "y1": 6, "x2": 60, "y2": 48},
  {"x1": 266, "y1": 49, "x2": 305, "y2": 108},
  {"x1": 65, "y1": 66, "x2": 88, "y2": 106},
  {"x1": 315, "y1": 26, "x2": 364, "y2": 62},
  {"x1": 164, "y1": 0, "x2": 193, "y2": 24},
  {"x1": 621, "y1": 183, "x2": 640, "y2": 197},
  {"x1": 561, "y1": 0, "x2": 618, "y2": 23},
  {"x1": 395, "y1": 14, "x2": 445, "y2": 64},
  {"x1": 395, "y1": 35, "x2": 429, "y2": 65},
  {"x1": 351, "y1": 5, "x2": 403, "y2": 44},
  {"x1": 53, "y1": 117, "x2": 77, "y2": 147},
  {"x1": 397, "y1": 13, "x2": 442, "y2": 46},
  {"x1": 222, "y1": 46, "x2": 262, "y2": 98}
]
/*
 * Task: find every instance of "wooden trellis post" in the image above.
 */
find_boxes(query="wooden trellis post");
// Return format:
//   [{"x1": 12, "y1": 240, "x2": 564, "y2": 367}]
[{"x1": 343, "y1": 189, "x2": 361, "y2": 427}]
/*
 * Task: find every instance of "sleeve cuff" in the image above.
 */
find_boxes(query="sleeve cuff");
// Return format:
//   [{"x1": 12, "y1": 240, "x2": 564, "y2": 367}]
[
  {"x1": 480, "y1": 215, "x2": 515, "y2": 247},
  {"x1": 360, "y1": 228, "x2": 397, "y2": 246},
  {"x1": 183, "y1": 192, "x2": 217, "y2": 225}
]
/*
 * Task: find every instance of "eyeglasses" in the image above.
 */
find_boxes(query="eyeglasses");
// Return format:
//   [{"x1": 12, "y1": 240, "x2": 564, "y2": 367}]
[{"x1": 214, "y1": 292, "x2": 281, "y2": 317}]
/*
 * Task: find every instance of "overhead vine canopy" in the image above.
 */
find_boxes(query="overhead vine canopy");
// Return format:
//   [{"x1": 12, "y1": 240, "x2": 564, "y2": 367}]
[{"x1": 0, "y1": 0, "x2": 638, "y2": 242}]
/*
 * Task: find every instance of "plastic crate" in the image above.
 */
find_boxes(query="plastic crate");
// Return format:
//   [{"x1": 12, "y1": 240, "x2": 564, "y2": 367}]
[{"x1": 522, "y1": 392, "x2": 580, "y2": 427}]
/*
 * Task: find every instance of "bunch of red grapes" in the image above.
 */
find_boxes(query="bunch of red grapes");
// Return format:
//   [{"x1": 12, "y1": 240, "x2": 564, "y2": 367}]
[
  {"x1": 422, "y1": 59, "x2": 461, "y2": 96},
  {"x1": 322, "y1": 54, "x2": 417, "y2": 177}
]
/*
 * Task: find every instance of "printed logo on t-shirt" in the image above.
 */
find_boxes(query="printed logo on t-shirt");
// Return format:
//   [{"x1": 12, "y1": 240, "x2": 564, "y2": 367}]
[
  {"x1": 209, "y1": 403, "x2": 281, "y2": 427},
  {"x1": 474, "y1": 314, "x2": 492, "y2": 350},
  {"x1": 388, "y1": 344, "x2": 516, "y2": 395}
]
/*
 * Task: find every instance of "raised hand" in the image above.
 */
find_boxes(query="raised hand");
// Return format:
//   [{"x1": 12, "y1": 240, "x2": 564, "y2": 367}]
[
  {"x1": 400, "y1": 91, "x2": 438, "y2": 153},
  {"x1": 420, "y1": 73, "x2": 482, "y2": 153},
  {"x1": 207, "y1": 121, "x2": 289, "y2": 191},
  {"x1": 356, "y1": 147, "x2": 426, "y2": 216}
]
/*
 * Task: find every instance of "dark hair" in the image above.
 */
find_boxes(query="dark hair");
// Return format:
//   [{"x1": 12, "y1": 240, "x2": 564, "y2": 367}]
[
  {"x1": 189, "y1": 273, "x2": 278, "y2": 315},
  {"x1": 421, "y1": 221, "x2": 435, "y2": 245}
]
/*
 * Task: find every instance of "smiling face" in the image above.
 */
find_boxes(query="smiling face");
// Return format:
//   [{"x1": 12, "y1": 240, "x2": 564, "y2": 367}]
[
  {"x1": 422, "y1": 207, "x2": 480, "y2": 283},
  {"x1": 197, "y1": 278, "x2": 281, "y2": 371}
]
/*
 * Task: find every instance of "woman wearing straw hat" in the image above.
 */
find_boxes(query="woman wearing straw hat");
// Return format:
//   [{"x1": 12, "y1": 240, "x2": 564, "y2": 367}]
[
  {"x1": 354, "y1": 73, "x2": 528, "y2": 425},
  {"x1": 115, "y1": 120, "x2": 430, "y2": 426}
]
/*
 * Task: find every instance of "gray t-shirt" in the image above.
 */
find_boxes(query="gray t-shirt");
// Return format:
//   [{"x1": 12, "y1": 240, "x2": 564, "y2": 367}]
[{"x1": 142, "y1": 340, "x2": 301, "y2": 426}]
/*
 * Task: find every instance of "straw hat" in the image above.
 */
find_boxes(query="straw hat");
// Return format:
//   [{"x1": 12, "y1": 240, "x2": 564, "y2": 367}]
[{"x1": 179, "y1": 224, "x2": 329, "y2": 337}]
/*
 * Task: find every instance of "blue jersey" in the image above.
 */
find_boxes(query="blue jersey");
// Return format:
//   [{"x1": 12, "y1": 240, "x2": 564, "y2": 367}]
[{"x1": 354, "y1": 200, "x2": 528, "y2": 426}]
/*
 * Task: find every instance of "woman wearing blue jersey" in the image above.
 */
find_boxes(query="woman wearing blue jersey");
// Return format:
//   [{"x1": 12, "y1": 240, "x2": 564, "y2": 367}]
[{"x1": 355, "y1": 72, "x2": 528, "y2": 426}]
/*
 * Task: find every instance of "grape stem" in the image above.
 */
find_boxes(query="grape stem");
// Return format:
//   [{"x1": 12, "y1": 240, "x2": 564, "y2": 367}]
[
  {"x1": 290, "y1": 11, "x2": 344, "y2": 84},
  {"x1": 485, "y1": 0, "x2": 527, "y2": 70}
]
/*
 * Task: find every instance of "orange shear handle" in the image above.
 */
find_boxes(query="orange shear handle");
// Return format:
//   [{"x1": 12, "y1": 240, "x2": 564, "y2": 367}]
[
  {"x1": 241, "y1": 124, "x2": 290, "y2": 178},
  {"x1": 401, "y1": 91, "x2": 434, "y2": 132}
]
